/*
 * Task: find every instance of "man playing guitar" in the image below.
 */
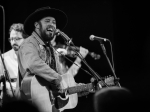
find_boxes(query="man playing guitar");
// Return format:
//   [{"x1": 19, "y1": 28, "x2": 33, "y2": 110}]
[{"x1": 15, "y1": 6, "x2": 115, "y2": 112}]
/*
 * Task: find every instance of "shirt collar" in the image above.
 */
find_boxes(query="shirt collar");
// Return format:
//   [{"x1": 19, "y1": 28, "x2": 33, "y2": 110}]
[
  {"x1": 32, "y1": 31, "x2": 45, "y2": 46},
  {"x1": 12, "y1": 49, "x2": 17, "y2": 59}
]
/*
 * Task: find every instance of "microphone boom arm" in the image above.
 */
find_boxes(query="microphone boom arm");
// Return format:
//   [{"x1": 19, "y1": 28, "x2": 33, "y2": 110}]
[
  {"x1": 56, "y1": 29, "x2": 72, "y2": 45},
  {"x1": 99, "y1": 41, "x2": 121, "y2": 87},
  {"x1": 56, "y1": 30, "x2": 109, "y2": 87},
  {"x1": 68, "y1": 41, "x2": 109, "y2": 87}
]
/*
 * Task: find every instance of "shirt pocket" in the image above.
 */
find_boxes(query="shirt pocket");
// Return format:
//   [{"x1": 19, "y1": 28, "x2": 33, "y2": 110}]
[{"x1": 39, "y1": 46, "x2": 47, "y2": 62}]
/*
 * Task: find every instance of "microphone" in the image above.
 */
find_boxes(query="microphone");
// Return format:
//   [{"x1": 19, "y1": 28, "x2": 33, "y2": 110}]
[
  {"x1": 54, "y1": 29, "x2": 60, "y2": 36},
  {"x1": 89, "y1": 35, "x2": 108, "y2": 42},
  {"x1": 55, "y1": 29, "x2": 71, "y2": 43}
]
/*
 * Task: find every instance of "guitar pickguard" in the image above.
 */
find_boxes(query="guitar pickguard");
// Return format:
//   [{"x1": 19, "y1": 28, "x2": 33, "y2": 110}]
[{"x1": 54, "y1": 95, "x2": 69, "y2": 109}]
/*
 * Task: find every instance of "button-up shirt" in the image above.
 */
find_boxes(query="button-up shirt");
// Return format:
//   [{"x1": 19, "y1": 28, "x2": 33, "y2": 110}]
[
  {"x1": 0, "y1": 49, "x2": 18, "y2": 78},
  {"x1": 0, "y1": 49, "x2": 18, "y2": 89}
]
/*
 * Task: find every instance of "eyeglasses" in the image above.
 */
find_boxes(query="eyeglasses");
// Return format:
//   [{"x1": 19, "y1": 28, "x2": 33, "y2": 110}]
[{"x1": 8, "y1": 37, "x2": 23, "y2": 42}]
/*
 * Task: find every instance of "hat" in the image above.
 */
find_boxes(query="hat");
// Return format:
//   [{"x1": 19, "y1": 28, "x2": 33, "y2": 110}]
[{"x1": 24, "y1": 6, "x2": 68, "y2": 35}]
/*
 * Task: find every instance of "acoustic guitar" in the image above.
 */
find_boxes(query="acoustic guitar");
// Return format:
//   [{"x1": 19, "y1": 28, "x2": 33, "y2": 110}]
[{"x1": 21, "y1": 72, "x2": 115, "y2": 112}]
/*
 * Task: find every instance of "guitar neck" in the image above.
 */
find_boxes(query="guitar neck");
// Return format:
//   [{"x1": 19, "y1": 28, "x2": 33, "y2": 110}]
[
  {"x1": 67, "y1": 83, "x2": 93, "y2": 95},
  {"x1": 64, "y1": 76, "x2": 115, "y2": 95}
]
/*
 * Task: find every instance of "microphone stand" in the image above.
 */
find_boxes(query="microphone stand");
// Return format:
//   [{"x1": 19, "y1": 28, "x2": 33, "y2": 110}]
[
  {"x1": 58, "y1": 31, "x2": 109, "y2": 87},
  {"x1": 0, "y1": 5, "x2": 15, "y2": 100},
  {"x1": 99, "y1": 41, "x2": 121, "y2": 87},
  {"x1": 0, "y1": 50, "x2": 16, "y2": 98}
]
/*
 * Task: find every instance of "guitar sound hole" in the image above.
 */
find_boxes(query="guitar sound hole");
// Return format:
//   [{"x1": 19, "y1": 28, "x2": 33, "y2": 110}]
[{"x1": 59, "y1": 92, "x2": 66, "y2": 98}]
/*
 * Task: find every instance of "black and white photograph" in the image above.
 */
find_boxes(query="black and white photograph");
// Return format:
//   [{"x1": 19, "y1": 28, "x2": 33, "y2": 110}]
[{"x1": 0, "y1": 0, "x2": 150, "y2": 112}]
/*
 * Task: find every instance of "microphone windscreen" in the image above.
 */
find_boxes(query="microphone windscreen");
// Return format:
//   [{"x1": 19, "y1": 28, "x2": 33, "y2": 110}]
[{"x1": 89, "y1": 35, "x2": 95, "y2": 41}]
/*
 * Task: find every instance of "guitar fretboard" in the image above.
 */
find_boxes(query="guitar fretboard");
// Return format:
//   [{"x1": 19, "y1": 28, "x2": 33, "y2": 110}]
[
  {"x1": 67, "y1": 83, "x2": 94, "y2": 95},
  {"x1": 64, "y1": 77, "x2": 114, "y2": 95}
]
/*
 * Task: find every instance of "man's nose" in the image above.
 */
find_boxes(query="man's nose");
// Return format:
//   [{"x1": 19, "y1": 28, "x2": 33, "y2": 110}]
[
  {"x1": 48, "y1": 23, "x2": 56, "y2": 27},
  {"x1": 11, "y1": 39, "x2": 17, "y2": 44}
]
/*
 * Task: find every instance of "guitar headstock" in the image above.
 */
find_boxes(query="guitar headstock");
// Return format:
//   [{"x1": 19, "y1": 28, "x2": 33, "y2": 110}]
[
  {"x1": 97, "y1": 76, "x2": 116, "y2": 89},
  {"x1": 91, "y1": 76, "x2": 120, "y2": 92}
]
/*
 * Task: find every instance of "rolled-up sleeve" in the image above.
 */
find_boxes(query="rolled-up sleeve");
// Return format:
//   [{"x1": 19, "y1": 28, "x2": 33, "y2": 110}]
[
  {"x1": 19, "y1": 42, "x2": 62, "y2": 85},
  {"x1": 66, "y1": 58, "x2": 81, "y2": 77}
]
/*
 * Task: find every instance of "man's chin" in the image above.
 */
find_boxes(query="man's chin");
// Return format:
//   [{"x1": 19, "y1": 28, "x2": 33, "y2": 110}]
[
  {"x1": 47, "y1": 34, "x2": 54, "y2": 40},
  {"x1": 12, "y1": 47, "x2": 19, "y2": 51},
  {"x1": 42, "y1": 32, "x2": 54, "y2": 41}
]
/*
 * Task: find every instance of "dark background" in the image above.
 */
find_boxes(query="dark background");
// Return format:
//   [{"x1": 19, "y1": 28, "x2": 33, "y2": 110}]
[{"x1": 1, "y1": 0, "x2": 150, "y2": 112}]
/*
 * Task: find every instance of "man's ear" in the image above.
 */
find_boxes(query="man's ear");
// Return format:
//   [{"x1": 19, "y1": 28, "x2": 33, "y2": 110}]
[{"x1": 34, "y1": 22, "x2": 39, "y2": 29}]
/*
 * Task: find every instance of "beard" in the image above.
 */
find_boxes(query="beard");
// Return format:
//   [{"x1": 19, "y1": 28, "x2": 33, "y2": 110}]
[
  {"x1": 12, "y1": 44, "x2": 19, "y2": 51},
  {"x1": 40, "y1": 27, "x2": 55, "y2": 42},
  {"x1": 41, "y1": 30, "x2": 53, "y2": 41},
  {"x1": 38, "y1": 22, "x2": 56, "y2": 42}
]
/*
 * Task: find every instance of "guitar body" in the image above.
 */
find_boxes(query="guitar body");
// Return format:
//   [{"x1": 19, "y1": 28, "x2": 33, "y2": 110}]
[
  {"x1": 21, "y1": 72, "x2": 78, "y2": 112},
  {"x1": 21, "y1": 72, "x2": 115, "y2": 112},
  {"x1": 59, "y1": 72, "x2": 78, "y2": 111}
]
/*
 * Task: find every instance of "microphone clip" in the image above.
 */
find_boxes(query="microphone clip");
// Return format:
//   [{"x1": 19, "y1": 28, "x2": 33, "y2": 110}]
[{"x1": 89, "y1": 35, "x2": 108, "y2": 43}]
